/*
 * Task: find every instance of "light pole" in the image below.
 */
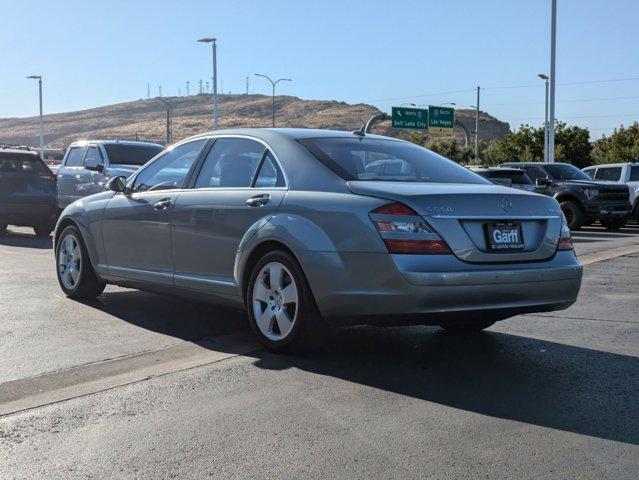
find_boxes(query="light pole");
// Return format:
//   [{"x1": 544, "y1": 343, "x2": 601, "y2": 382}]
[
  {"x1": 470, "y1": 86, "x2": 480, "y2": 161},
  {"x1": 197, "y1": 37, "x2": 218, "y2": 129},
  {"x1": 27, "y1": 75, "x2": 44, "y2": 159},
  {"x1": 158, "y1": 98, "x2": 172, "y2": 145},
  {"x1": 254, "y1": 74, "x2": 292, "y2": 127},
  {"x1": 548, "y1": 0, "x2": 557, "y2": 162},
  {"x1": 538, "y1": 73, "x2": 549, "y2": 163}
]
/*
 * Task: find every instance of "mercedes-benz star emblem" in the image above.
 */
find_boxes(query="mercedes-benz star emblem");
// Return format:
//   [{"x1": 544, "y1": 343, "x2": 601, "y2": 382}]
[{"x1": 501, "y1": 198, "x2": 513, "y2": 212}]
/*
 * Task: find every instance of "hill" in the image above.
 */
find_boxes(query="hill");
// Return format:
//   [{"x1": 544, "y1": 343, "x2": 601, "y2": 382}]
[{"x1": 0, "y1": 94, "x2": 511, "y2": 148}]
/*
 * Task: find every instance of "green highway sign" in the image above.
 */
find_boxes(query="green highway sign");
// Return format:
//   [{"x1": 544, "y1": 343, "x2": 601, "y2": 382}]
[
  {"x1": 391, "y1": 107, "x2": 428, "y2": 130},
  {"x1": 428, "y1": 106, "x2": 455, "y2": 136}
]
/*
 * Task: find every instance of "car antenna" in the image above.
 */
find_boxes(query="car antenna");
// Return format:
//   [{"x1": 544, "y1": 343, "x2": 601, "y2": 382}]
[{"x1": 352, "y1": 127, "x2": 366, "y2": 137}]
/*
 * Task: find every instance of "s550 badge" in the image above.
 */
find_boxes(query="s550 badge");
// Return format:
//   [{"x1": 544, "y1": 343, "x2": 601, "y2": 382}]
[{"x1": 423, "y1": 206, "x2": 453, "y2": 215}]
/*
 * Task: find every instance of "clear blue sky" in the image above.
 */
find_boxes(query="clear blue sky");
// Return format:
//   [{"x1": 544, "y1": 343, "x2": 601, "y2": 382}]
[{"x1": 2, "y1": 0, "x2": 638, "y2": 137}]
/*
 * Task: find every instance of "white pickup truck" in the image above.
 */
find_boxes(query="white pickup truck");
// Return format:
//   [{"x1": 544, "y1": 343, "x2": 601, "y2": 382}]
[
  {"x1": 51, "y1": 140, "x2": 164, "y2": 211},
  {"x1": 583, "y1": 163, "x2": 639, "y2": 222}
]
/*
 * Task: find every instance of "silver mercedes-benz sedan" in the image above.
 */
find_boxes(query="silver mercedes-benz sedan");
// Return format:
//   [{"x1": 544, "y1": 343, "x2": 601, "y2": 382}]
[{"x1": 54, "y1": 128, "x2": 582, "y2": 351}]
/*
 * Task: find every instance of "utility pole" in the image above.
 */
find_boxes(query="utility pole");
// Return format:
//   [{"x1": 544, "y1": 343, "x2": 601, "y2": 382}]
[
  {"x1": 147, "y1": 83, "x2": 150, "y2": 99},
  {"x1": 548, "y1": 0, "x2": 557, "y2": 162},
  {"x1": 254, "y1": 73, "x2": 292, "y2": 127},
  {"x1": 158, "y1": 98, "x2": 172, "y2": 145},
  {"x1": 205, "y1": 81, "x2": 210, "y2": 94},
  {"x1": 186, "y1": 81, "x2": 190, "y2": 96},
  {"x1": 246, "y1": 76, "x2": 249, "y2": 95},
  {"x1": 538, "y1": 74, "x2": 550, "y2": 162},
  {"x1": 474, "y1": 86, "x2": 480, "y2": 161},
  {"x1": 27, "y1": 75, "x2": 44, "y2": 159},
  {"x1": 197, "y1": 37, "x2": 218, "y2": 129},
  {"x1": 159, "y1": 86, "x2": 162, "y2": 97},
  {"x1": 199, "y1": 80, "x2": 203, "y2": 94}
]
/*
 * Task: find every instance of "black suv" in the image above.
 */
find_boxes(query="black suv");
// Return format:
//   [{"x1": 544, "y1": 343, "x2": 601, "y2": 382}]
[
  {"x1": 0, "y1": 146, "x2": 58, "y2": 237},
  {"x1": 500, "y1": 162, "x2": 631, "y2": 230}
]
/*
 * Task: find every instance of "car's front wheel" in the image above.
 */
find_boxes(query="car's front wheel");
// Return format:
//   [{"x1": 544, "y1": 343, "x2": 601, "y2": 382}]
[
  {"x1": 56, "y1": 225, "x2": 105, "y2": 299},
  {"x1": 0, "y1": 224, "x2": 6, "y2": 235},
  {"x1": 246, "y1": 250, "x2": 324, "y2": 352},
  {"x1": 33, "y1": 224, "x2": 53, "y2": 238}
]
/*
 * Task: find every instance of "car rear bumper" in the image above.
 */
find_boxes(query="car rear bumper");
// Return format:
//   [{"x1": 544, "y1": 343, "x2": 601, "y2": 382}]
[{"x1": 296, "y1": 250, "x2": 582, "y2": 325}]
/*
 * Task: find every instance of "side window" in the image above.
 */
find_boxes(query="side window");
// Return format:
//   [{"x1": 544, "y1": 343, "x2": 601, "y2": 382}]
[
  {"x1": 84, "y1": 147, "x2": 102, "y2": 165},
  {"x1": 65, "y1": 147, "x2": 85, "y2": 167},
  {"x1": 583, "y1": 168, "x2": 596, "y2": 178},
  {"x1": 595, "y1": 167, "x2": 621, "y2": 181},
  {"x1": 195, "y1": 138, "x2": 265, "y2": 188},
  {"x1": 630, "y1": 166, "x2": 639, "y2": 182},
  {"x1": 524, "y1": 167, "x2": 547, "y2": 182},
  {"x1": 133, "y1": 139, "x2": 206, "y2": 192},
  {"x1": 254, "y1": 152, "x2": 286, "y2": 188}
]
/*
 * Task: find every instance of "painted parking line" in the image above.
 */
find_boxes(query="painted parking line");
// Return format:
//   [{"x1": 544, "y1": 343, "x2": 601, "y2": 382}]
[{"x1": 578, "y1": 243, "x2": 639, "y2": 266}]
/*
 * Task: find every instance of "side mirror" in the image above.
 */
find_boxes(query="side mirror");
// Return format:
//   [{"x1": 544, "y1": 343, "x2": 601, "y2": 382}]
[
  {"x1": 85, "y1": 157, "x2": 104, "y2": 172},
  {"x1": 536, "y1": 178, "x2": 552, "y2": 187},
  {"x1": 107, "y1": 176, "x2": 127, "y2": 193}
]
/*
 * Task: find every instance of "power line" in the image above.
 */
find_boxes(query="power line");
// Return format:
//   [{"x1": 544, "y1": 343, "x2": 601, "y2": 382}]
[{"x1": 484, "y1": 94, "x2": 639, "y2": 107}]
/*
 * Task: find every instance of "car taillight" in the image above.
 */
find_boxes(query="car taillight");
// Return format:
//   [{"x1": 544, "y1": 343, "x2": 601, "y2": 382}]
[
  {"x1": 370, "y1": 202, "x2": 452, "y2": 254},
  {"x1": 557, "y1": 212, "x2": 574, "y2": 251},
  {"x1": 38, "y1": 171, "x2": 57, "y2": 181}
]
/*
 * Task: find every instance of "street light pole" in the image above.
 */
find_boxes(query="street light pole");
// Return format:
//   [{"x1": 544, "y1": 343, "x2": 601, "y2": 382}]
[
  {"x1": 474, "y1": 86, "x2": 480, "y2": 161},
  {"x1": 548, "y1": 0, "x2": 557, "y2": 162},
  {"x1": 27, "y1": 75, "x2": 44, "y2": 159},
  {"x1": 197, "y1": 37, "x2": 218, "y2": 129},
  {"x1": 538, "y1": 74, "x2": 549, "y2": 163},
  {"x1": 255, "y1": 74, "x2": 292, "y2": 127},
  {"x1": 158, "y1": 98, "x2": 172, "y2": 145}
]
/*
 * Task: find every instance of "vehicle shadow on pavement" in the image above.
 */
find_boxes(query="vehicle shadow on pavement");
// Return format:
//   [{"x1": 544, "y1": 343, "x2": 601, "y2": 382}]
[
  {"x1": 0, "y1": 230, "x2": 52, "y2": 249},
  {"x1": 80, "y1": 291, "x2": 638, "y2": 447},
  {"x1": 252, "y1": 325, "x2": 639, "y2": 447}
]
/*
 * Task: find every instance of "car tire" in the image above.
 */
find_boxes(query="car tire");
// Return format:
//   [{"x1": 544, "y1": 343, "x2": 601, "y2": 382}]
[
  {"x1": 560, "y1": 200, "x2": 585, "y2": 230},
  {"x1": 0, "y1": 224, "x2": 6, "y2": 235},
  {"x1": 601, "y1": 218, "x2": 626, "y2": 231},
  {"x1": 56, "y1": 225, "x2": 106, "y2": 299},
  {"x1": 439, "y1": 320, "x2": 496, "y2": 333},
  {"x1": 246, "y1": 250, "x2": 325, "y2": 352},
  {"x1": 33, "y1": 224, "x2": 53, "y2": 238}
]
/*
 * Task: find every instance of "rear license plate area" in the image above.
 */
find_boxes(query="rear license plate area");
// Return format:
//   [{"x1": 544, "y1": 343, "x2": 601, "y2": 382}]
[{"x1": 485, "y1": 222, "x2": 524, "y2": 250}]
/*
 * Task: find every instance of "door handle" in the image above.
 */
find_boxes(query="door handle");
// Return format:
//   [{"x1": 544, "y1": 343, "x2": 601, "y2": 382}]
[
  {"x1": 153, "y1": 198, "x2": 172, "y2": 210},
  {"x1": 246, "y1": 194, "x2": 271, "y2": 207}
]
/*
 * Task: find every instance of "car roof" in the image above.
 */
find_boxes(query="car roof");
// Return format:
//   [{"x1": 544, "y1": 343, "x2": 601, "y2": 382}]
[
  {"x1": 470, "y1": 166, "x2": 525, "y2": 173},
  {"x1": 502, "y1": 162, "x2": 572, "y2": 167},
  {"x1": 0, "y1": 147, "x2": 39, "y2": 157},
  {"x1": 68, "y1": 140, "x2": 164, "y2": 148},
  {"x1": 584, "y1": 162, "x2": 637, "y2": 168},
  {"x1": 188, "y1": 127, "x2": 400, "y2": 142}
]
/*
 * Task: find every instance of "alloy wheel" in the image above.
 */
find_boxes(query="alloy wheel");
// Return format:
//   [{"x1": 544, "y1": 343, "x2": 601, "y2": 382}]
[
  {"x1": 252, "y1": 262, "x2": 299, "y2": 341},
  {"x1": 58, "y1": 234, "x2": 82, "y2": 290}
]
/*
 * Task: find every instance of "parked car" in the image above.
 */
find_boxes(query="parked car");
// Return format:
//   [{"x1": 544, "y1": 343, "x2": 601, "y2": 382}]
[
  {"x1": 53, "y1": 140, "x2": 164, "y2": 211},
  {"x1": 54, "y1": 129, "x2": 582, "y2": 351},
  {"x1": 0, "y1": 146, "x2": 58, "y2": 236},
  {"x1": 500, "y1": 162, "x2": 631, "y2": 230},
  {"x1": 468, "y1": 166, "x2": 537, "y2": 192},
  {"x1": 583, "y1": 163, "x2": 639, "y2": 222}
]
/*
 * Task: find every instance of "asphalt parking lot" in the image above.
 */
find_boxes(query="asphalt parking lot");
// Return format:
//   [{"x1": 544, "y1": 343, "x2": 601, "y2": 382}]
[{"x1": 1, "y1": 224, "x2": 638, "y2": 479}]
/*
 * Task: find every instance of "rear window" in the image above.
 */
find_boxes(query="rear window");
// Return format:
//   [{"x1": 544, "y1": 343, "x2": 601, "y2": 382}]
[
  {"x1": 484, "y1": 170, "x2": 532, "y2": 185},
  {"x1": 630, "y1": 166, "x2": 639, "y2": 182},
  {"x1": 299, "y1": 137, "x2": 488, "y2": 184},
  {"x1": 595, "y1": 167, "x2": 622, "y2": 181},
  {"x1": 544, "y1": 164, "x2": 591, "y2": 181},
  {"x1": 104, "y1": 144, "x2": 164, "y2": 166},
  {"x1": 0, "y1": 152, "x2": 47, "y2": 173}
]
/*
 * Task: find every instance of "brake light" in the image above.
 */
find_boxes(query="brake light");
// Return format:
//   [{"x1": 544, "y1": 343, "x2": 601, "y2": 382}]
[
  {"x1": 557, "y1": 236, "x2": 574, "y2": 251},
  {"x1": 370, "y1": 202, "x2": 452, "y2": 255},
  {"x1": 38, "y1": 171, "x2": 57, "y2": 181}
]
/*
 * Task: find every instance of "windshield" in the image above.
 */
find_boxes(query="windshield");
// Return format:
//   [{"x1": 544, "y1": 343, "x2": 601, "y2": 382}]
[
  {"x1": 104, "y1": 144, "x2": 164, "y2": 166},
  {"x1": 484, "y1": 170, "x2": 532, "y2": 184},
  {"x1": 545, "y1": 163, "x2": 592, "y2": 181},
  {"x1": 300, "y1": 137, "x2": 489, "y2": 184}
]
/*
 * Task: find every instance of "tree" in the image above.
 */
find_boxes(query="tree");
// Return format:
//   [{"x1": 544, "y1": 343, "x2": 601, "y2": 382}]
[
  {"x1": 591, "y1": 122, "x2": 639, "y2": 164},
  {"x1": 484, "y1": 122, "x2": 591, "y2": 168}
]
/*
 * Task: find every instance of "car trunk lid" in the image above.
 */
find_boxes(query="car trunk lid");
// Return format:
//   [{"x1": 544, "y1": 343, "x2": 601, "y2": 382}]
[{"x1": 348, "y1": 181, "x2": 563, "y2": 263}]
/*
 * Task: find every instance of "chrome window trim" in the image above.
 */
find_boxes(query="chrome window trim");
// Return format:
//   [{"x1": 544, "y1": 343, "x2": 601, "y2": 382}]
[{"x1": 191, "y1": 134, "x2": 290, "y2": 190}]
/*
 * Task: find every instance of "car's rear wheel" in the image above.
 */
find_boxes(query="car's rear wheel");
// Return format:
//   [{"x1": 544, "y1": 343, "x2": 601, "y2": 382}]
[
  {"x1": 56, "y1": 225, "x2": 105, "y2": 299},
  {"x1": 601, "y1": 218, "x2": 626, "y2": 231},
  {"x1": 0, "y1": 224, "x2": 6, "y2": 235},
  {"x1": 33, "y1": 224, "x2": 53, "y2": 237},
  {"x1": 246, "y1": 250, "x2": 324, "y2": 352},
  {"x1": 560, "y1": 200, "x2": 585, "y2": 230},
  {"x1": 439, "y1": 320, "x2": 496, "y2": 333}
]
